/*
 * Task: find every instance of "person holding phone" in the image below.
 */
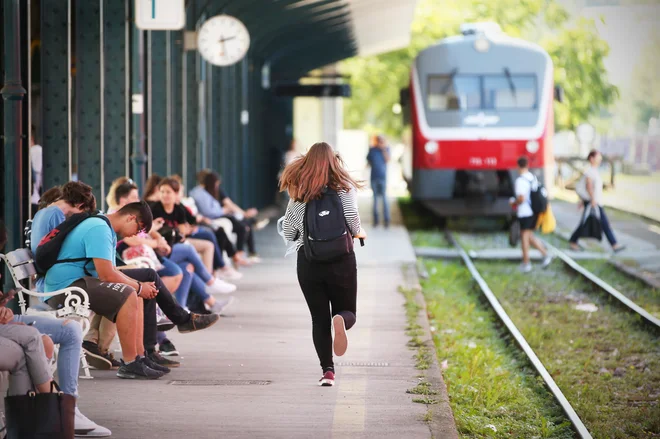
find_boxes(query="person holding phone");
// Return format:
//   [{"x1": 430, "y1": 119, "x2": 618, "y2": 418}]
[{"x1": 279, "y1": 142, "x2": 366, "y2": 387}]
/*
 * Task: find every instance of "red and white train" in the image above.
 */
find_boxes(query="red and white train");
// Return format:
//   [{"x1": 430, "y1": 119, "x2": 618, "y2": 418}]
[{"x1": 403, "y1": 22, "x2": 561, "y2": 217}]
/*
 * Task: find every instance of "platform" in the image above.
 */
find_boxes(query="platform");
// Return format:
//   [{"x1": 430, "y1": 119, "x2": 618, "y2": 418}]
[{"x1": 61, "y1": 196, "x2": 457, "y2": 439}]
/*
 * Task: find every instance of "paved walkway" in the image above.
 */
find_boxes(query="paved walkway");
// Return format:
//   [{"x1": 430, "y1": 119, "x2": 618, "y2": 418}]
[
  {"x1": 69, "y1": 197, "x2": 456, "y2": 439},
  {"x1": 551, "y1": 199, "x2": 660, "y2": 287}
]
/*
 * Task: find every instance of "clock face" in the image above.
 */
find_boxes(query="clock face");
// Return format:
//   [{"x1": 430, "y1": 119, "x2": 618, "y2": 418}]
[{"x1": 197, "y1": 15, "x2": 250, "y2": 66}]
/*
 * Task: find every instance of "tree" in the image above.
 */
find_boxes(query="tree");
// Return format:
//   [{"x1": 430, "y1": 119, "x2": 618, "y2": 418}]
[
  {"x1": 341, "y1": 0, "x2": 617, "y2": 138},
  {"x1": 631, "y1": 35, "x2": 660, "y2": 128}
]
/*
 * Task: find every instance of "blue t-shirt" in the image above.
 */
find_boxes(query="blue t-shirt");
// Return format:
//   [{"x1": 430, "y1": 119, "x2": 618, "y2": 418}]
[
  {"x1": 30, "y1": 206, "x2": 67, "y2": 292},
  {"x1": 367, "y1": 146, "x2": 390, "y2": 181},
  {"x1": 44, "y1": 217, "x2": 117, "y2": 293}
]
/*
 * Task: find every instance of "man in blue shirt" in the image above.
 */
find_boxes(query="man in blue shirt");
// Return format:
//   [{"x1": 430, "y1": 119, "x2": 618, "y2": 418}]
[{"x1": 366, "y1": 134, "x2": 391, "y2": 227}]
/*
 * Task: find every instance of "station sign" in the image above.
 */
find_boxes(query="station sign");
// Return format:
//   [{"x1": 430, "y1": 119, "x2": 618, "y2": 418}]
[{"x1": 136, "y1": 0, "x2": 185, "y2": 30}]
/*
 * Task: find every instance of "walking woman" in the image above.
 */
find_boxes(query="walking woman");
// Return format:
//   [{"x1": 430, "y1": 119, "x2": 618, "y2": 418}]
[{"x1": 280, "y1": 142, "x2": 366, "y2": 387}]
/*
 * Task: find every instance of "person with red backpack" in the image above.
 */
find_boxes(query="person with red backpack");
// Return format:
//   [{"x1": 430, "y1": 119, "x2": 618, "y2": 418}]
[{"x1": 280, "y1": 142, "x2": 366, "y2": 387}]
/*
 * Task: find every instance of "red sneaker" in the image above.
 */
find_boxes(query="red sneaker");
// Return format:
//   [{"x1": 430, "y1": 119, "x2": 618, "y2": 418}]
[{"x1": 319, "y1": 371, "x2": 335, "y2": 387}]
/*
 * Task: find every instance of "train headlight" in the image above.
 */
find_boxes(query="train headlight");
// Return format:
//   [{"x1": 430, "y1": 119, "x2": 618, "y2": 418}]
[
  {"x1": 526, "y1": 140, "x2": 540, "y2": 154},
  {"x1": 474, "y1": 38, "x2": 490, "y2": 53},
  {"x1": 424, "y1": 141, "x2": 439, "y2": 154}
]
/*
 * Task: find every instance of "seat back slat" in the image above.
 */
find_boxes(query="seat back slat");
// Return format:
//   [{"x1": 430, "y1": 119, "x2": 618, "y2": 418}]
[{"x1": 6, "y1": 249, "x2": 34, "y2": 266}]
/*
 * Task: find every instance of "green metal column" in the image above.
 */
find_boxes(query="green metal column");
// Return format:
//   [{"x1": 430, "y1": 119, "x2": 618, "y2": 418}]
[
  {"x1": 1, "y1": 0, "x2": 27, "y2": 261},
  {"x1": 103, "y1": 0, "x2": 131, "y2": 194},
  {"x1": 130, "y1": 21, "x2": 147, "y2": 190},
  {"x1": 170, "y1": 31, "x2": 183, "y2": 178},
  {"x1": 41, "y1": 0, "x2": 71, "y2": 188},
  {"x1": 75, "y1": 0, "x2": 102, "y2": 206},
  {"x1": 148, "y1": 31, "x2": 168, "y2": 177},
  {"x1": 183, "y1": 8, "x2": 199, "y2": 190}
]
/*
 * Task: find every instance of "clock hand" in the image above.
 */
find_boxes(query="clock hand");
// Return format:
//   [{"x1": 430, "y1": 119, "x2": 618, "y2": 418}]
[{"x1": 218, "y1": 35, "x2": 237, "y2": 43}]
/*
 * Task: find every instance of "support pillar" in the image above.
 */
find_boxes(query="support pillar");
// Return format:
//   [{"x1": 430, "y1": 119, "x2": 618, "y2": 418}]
[
  {"x1": 103, "y1": 0, "x2": 131, "y2": 195},
  {"x1": 130, "y1": 22, "x2": 147, "y2": 190},
  {"x1": 148, "y1": 30, "x2": 168, "y2": 177},
  {"x1": 183, "y1": 14, "x2": 199, "y2": 189},
  {"x1": 75, "y1": 0, "x2": 102, "y2": 205},
  {"x1": 2, "y1": 0, "x2": 27, "y2": 261},
  {"x1": 170, "y1": 31, "x2": 183, "y2": 178},
  {"x1": 41, "y1": 0, "x2": 71, "y2": 187}
]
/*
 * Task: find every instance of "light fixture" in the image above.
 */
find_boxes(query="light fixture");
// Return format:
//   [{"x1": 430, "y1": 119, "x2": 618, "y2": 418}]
[
  {"x1": 425, "y1": 141, "x2": 439, "y2": 154},
  {"x1": 526, "y1": 140, "x2": 540, "y2": 154}
]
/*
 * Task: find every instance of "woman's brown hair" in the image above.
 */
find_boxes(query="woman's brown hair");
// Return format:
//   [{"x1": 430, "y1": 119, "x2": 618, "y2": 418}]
[
  {"x1": 279, "y1": 142, "x2": 363, "y2": 203},
  {"x1": 159, "y1": 177, "x2": 181, "y2": 193},
  {"x1": 106, "y1": 177, "x2": 138, "y2": 210},
  {"x1": 202, "y1": 171, "x2": 221, "y2": 199},
  {"x1": 38, "y1": 186, "x2": 63, "y2": 211},
  {"x1": 143, "y1": 174, "x2": 162, "y2": 200}
]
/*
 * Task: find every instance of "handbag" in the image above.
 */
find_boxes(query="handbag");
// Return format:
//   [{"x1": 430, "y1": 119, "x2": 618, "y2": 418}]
[
  {"x1": 122, "y1": 244, "x2": 165, "y2": 270},
  {"x1": 579, "y1": 205, "x2": 603, "y2": 241},
  {"x1": 4, "y1": 381, "x2": 75, "y2": 439}
]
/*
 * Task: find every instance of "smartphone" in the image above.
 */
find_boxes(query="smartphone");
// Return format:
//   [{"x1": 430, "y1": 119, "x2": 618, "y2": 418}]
[{"x1": 27, "y1": 321, "x2": 36, "y2": 326}]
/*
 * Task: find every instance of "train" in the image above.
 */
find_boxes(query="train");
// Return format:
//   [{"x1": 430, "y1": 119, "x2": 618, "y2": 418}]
[{"x1": 401, "y1": 22, "x2": 562, "y2": 222}]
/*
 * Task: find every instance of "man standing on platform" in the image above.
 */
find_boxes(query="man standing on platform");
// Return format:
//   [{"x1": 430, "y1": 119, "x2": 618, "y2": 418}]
[{"x1": 366, "y1": 134, "x2": 391, "y2": 228}]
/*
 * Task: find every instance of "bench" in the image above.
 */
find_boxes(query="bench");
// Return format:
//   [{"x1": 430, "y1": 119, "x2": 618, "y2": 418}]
[{"x1": 0, "y1": 249, "x2": 94, "y2": 380}]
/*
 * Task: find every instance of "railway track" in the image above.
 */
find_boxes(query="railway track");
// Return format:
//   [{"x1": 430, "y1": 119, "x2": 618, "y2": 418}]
[{"x1": 424, "y1": 231, "x2": 660, "y2": 439}]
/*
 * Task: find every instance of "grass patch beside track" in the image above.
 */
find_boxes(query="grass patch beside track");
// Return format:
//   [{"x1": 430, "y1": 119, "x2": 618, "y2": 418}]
[
  {"x1": 578, "y1": 260, "x2": 660, "y2": 321},
  {"x1": 477, "y1": 259, "x2": 660, "y2": 438},
  {"x1": 420, "y1": 258, "x2": 574, "y2": 438}
]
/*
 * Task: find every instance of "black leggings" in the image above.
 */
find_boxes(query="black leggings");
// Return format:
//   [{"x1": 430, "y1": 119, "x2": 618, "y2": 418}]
[
  {"x1": 297, "y1": 248, "x2": 357, "y2": 372},
  {"x1": 223, "y1": 215, "x2": 256, "y2": 255}
]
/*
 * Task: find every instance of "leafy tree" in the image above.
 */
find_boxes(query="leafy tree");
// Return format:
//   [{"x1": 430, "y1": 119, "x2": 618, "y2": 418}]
[
  {"x1": 341, "y1": 0, "x2": 617, "y2": 138},
  {"x1": 630, "y1": 35, "x2": 660, "y2": 128}
]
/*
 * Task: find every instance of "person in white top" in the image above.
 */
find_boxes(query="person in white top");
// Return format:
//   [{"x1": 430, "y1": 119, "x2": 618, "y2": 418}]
[
  {"x1": 30, "y1": 126, "x2": 43, "y2": 212},
  {"x1": 569, "y1": 150, "x2": 625, "y2": 252},
  {"x1": 510, "y1": 156, "x2": 552, "y2": 273}
]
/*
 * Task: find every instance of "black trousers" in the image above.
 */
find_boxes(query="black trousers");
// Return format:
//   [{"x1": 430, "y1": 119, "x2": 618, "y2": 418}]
[
  {"x1": 223, "y1": 215, "x2": 256, "y2": 255},
  {"x1": 296, "y1": 248, "x2": 357, "y2": 372},
  {"x1": 121, "y1": 268, "x2": 191, "y2": 352}
]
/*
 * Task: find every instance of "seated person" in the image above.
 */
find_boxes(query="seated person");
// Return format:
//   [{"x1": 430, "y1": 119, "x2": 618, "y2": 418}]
[
  {"x1": 2, "y1": 211, "x2": 111, "y2": 436},
  {"x1": 32, "y1": 189, "x2": 219, "y2": 373},
  {"x1": 191, "y1": 170, "x2": 262, "y2": 263}
]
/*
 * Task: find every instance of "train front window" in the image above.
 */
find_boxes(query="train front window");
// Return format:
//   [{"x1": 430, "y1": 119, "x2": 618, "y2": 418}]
[
  {"x1": 483, "y1": 74, "x2": 537, "y2": 109},
  {"x1": 428, "y1": 75, "x2": 481, "y2": 110}
]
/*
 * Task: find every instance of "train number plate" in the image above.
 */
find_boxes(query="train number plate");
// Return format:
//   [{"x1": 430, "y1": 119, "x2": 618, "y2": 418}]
[{"x1": 469, "y1": 157, "x2": 498, "y2": 166}]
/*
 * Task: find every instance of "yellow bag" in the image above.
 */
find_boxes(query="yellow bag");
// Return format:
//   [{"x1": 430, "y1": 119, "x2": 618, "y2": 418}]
[{"x1": 536, "y1": 203, "x2": 556, "y2": 234}]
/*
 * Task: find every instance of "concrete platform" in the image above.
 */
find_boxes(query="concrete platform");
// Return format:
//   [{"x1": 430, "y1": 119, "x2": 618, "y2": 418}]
[
  {"x1": 68, "y1": 196, "x2": 457, "y2": 439},
  {"x1": 551, "y1": 200, "x2": 660, "y2": 287}
]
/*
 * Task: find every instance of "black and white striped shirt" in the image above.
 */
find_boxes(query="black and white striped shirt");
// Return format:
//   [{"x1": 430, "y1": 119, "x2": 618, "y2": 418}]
[{"x1": 282, "y1": 188, "x2": 362, "y2": 252}]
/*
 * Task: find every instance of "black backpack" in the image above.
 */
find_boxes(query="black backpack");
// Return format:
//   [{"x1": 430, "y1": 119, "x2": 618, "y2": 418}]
[
  {"x1": 303, "y1": 187, "x2": 353, "y2": 263},
  {"x1": 525, "y1": 174, "x2": 549, "y2": 215},
  {"x1": 35, "y1": 212, "x2": 111, "y2": 275}
]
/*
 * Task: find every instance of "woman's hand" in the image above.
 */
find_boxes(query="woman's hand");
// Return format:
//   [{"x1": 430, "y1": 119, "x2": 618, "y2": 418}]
[{"x1": 151, "y1": 218, "x2": 165, "y2": 232}]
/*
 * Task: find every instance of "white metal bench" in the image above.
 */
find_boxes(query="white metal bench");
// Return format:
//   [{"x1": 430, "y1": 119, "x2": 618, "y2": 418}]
[{"x1": 0, "y1": 249, "x2": 94, "y2": 379}]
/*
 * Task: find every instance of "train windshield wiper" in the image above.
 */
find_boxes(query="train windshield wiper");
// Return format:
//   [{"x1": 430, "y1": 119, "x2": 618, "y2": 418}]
[
  {"x1": 503, "y1": 68, "x2": 517, "y2": 102},
  {"x1": 441, "y1": 68, "x2": 459, "y2": 94}
]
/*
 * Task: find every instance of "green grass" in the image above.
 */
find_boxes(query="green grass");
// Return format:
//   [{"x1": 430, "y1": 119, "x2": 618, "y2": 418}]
[
  {"x1": 420, "y1": 259, "x2": 574, "y2": 438},
  {"x1": 476, "y1": 259, "x2": 660, "y2": 438},
  {"x1": 578, "y1": 260, "x2": 660, "y2": 320}
]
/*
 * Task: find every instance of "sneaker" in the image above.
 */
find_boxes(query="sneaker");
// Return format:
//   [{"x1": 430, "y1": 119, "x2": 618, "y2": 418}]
[
  {"x1": 141, "y1": 354, "x2": 170, "y2": 374},
  {"x1": 205, "y1": 278, "x2": 237, "y2": 295},
  {"x1": 613, "y1": 245, "x2": 627, "y2": 253},
  {"x1": 147, "y1": 350, "x2": 180, "y2": 368},
  {"x1": 74, "y1": 407, "x2": 112, "y2": 437},
  {"x1": 177, "y1": 312, "x2": 220, "y2": 334},
  {"x1": 156, "y1": 307, "x2": 175, "y2": 332},
  {"x1": 248, "y1": 255, "x2": 262, "y2": 264},
  {"x1": 159, "y1": 339, "x2": 179, "y2": 356},
  {"x1": 215, "y1": 266, "x2": 243, "y2": 281},
  {"x1": 541, "y1": 254, "x2": 554, "y2": 268},
  {"x1": 116, "y1": 356, "x2": 165, "y2": 380},
  {"x1": 74, "y1": 407, "x2": 96, "y2": 435},
  {"x1": 332, "y1": 315, "x2": 348, "y2": 357},
  {"x1": 206, "y1": 296, "x2": 235, "y2": 315},
  {"x1": 519, "y1": 263, "x2": 533, "y2": 273},
  {"x1": 103, "y1": 351, "x2": 121, "y2": 370},
  {"x1": 82, "y1": 341, "x2": 112, "y2": 371},
  {"x1": 254, "y1": 218, "x2": 270, "y2": 230},
  {"x1": 319, "y1": 371, "x2": 335, "y2": 387}
]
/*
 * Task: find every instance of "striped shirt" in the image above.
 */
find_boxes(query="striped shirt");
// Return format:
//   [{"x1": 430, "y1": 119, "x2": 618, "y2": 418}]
[{"x1": 282, "y1": 188, "x2": 362, "y2": 252}]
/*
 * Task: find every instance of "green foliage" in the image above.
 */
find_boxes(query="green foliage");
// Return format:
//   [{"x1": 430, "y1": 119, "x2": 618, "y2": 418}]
[
  {"x1": 341, "y1": 0, "x2": 618, "y2": 138},
  {"x1": 631, "y1": 35, "x2": 660, "y2": 127}
]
